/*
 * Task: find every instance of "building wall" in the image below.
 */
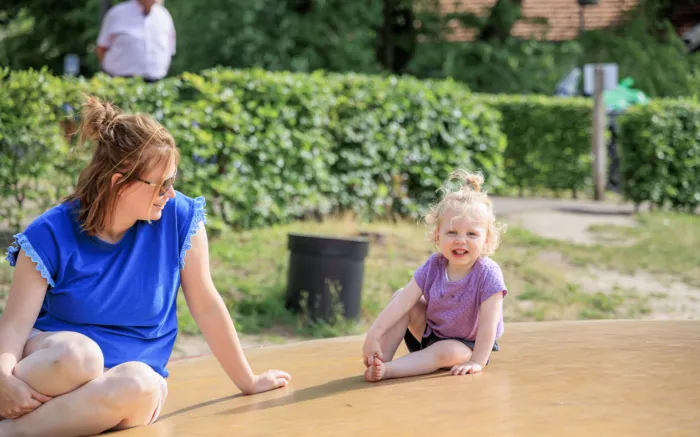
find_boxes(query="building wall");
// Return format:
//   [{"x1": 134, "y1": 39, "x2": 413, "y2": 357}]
[{"x1": 439, "y1": 0, "x2": 639, "y2": 41}]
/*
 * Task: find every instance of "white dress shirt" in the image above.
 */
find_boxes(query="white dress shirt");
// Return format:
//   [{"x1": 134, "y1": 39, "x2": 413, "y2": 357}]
[{"x1": 97, "y1": 0, "x2": 176, "y2": 80}]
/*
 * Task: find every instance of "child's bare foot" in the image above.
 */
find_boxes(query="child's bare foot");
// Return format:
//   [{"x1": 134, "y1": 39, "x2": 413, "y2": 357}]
[{"x1": 364, "y1": 357, "x2": 387, "y2": 382}]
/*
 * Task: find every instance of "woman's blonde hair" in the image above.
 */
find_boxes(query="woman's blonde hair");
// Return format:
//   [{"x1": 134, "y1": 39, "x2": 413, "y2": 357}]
[
  {"x1": 64, "y1": 96, "x2": 180, "y2": 235},
  {"x1": 423, "y1": 169, "x2": 506, "y2": 257}
]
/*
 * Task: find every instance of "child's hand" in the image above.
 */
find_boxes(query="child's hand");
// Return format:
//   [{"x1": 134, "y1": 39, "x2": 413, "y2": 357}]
[
  {"x1": 449, "y1": 360, "x2": 482, "y2": 375},
  {"x1": 362, "y1": 335, "x2": 384, "y2": 367},
  {"x1": 247, "y1": 369, "x2": 292, "y2": 395}
]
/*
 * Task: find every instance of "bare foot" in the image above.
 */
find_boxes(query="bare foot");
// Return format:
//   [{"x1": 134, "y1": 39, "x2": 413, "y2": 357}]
[{"x1": 364, "y1": 357, "x2": 387, "y2": 382}]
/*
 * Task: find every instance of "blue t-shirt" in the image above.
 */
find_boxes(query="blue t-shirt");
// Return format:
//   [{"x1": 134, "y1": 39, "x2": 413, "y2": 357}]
[{"x1": 5, "y1": 191, "x2": 206, "y2": 378}]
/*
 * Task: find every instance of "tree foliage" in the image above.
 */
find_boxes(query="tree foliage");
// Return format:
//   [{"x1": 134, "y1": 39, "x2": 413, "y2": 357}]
[{"x1": 1, "y1": 0, "x2": 699, "y2": 96}]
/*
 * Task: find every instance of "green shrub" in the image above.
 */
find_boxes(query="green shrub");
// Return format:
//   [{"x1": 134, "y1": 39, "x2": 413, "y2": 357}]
[
  {"x1": 0, "y1": 68, "x2": 508, "y2": 230},
  {"x1": 0, "y1": 68, "x2": 68, "y2": 232},
  {"x1": 475, "y1": 93, "x2": 593, "y2": 196},
  {"x1": 173, "y1": 68, "x2": 338, "y2": 229},
  {"x1": 409, "y1": 39, "x2": 584, "y2": 96},
  {"x1": 327, "y1": 73, "x2": 506, "y2": 219},
  {"x1": 618, "y1": 100, "x2": 700, "y2": 211}
]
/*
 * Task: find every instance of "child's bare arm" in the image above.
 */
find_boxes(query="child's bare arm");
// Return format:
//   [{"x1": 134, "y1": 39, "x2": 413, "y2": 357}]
[
  {"x1": 367, "y1": 278, "x2": 423, "y2": 341},
  {"x1": 449, "y1": 292, "x2": 503, "y2": 375},
  {"x1": 362, "y1": 279, "x2": 422, "y2": 365},
  {"x1": 470, "y1": 291, "x2": 505, "y2": 367}
]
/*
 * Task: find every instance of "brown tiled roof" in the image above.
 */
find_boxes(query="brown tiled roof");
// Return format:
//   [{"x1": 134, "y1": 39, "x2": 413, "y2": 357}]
[{"x1": 439, "y1": 0, "x2": 640, "y2": 41}]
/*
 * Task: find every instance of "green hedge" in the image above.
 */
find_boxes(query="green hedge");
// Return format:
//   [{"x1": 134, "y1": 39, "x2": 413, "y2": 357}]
[
  {"x1": 8, "y1": 67, "x2": 694, "y2": 230},
  {"x1": 327, "y1": 74, "x2": 506, "y2": 218},
  {"x1": 475, "y1": 93, "x2": 594, "y2": 197},
  {"x1": 618, "y1": 100, "x2": 700, "y2": 211},
  {"x1": 172, "y1": 68, "x2": 339, "y2": 228},
  {"x1": 0, "y1": 68, "x2": 507, "y2": 231},
  {"x1": 0, "y1": 68, "x2": 69, "y2": 232}
]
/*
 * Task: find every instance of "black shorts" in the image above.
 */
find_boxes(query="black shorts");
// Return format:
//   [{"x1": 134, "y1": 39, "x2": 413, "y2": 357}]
[{"x1": 404, "y1": 328, "x2": 499, "y2": 364}]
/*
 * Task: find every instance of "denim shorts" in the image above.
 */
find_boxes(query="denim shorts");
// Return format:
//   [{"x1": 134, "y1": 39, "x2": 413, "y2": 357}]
[{"x1": 404, "y1": 328, "x2": 499, "y2": 364}]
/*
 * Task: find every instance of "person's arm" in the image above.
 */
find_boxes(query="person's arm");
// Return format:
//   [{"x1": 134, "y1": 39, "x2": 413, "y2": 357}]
[
  {"x1": 0, "y1": 252, "x2": 47, "y2": 377},
  {"x1": 180, "y1": 223, "x2": 291, "y2": 395},
  {"x1": 362, "y1": 279, "x2": 422, "y2": 365},
  {"x1": 470, "y1": 291, "x2": 503, "y2": 367},
  {"x1": 449, "y1": 291, "x2": 503, "y2": 375},
  {"x1": 95, "y1": 46, "x2": 107, "y2": 65},
  {"x1": 167, "y1": 12, "x2": 176, "y2": 56},
  {"x1": 95, "y1": 9, "x2": 113, "y2": 67},
  {"x1": 0, "y1": 252, "x2": 53, "y2": 418},
  {"x1": 366, "y1": 279, "x2": 422, "y2": 341}
]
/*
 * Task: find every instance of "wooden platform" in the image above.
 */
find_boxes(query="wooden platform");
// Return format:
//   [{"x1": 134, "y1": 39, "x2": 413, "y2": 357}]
[{"x1": 114, "y1": 320, "x2": 699, "y2": 437}]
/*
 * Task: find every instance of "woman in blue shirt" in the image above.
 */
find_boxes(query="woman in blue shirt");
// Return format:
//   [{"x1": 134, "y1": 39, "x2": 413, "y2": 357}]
[{"x1": 0, "y1": 96, "x2": 291, "y2": 436}]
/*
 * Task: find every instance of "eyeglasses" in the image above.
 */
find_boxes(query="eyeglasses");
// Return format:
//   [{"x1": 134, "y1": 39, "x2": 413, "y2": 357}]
[{"x1": 135, "y1": 172, "x2": 177, "y2": 197}]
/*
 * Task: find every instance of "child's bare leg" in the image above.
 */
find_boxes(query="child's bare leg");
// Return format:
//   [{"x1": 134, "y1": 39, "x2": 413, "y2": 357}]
[
  {"x1": 14, "y1": 331, "x2": 104, "y2": 397},
  {"x1": 376, "y1": 290, "x2": 427, "y2": 363},
  {"x1": 0, "y1": 361, "x2": 165, "y2": 437},
  {"x1": 365, "y1": 294, "x2": 426, "y2": 382},
  {"x1": 372, "y1": 340, "x2": 473, "y2": 382}
]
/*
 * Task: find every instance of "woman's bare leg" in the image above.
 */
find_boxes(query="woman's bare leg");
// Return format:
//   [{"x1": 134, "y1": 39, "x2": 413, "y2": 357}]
[
  {"x1": 14, "y1": 331, "x2": 104, "y2": 397},
  {"x1": 0, "y1": 361, "x2": 165, "y2": 437},
  {"x1": 0, "y1": 331, "x2": 104, "y2": 421}
]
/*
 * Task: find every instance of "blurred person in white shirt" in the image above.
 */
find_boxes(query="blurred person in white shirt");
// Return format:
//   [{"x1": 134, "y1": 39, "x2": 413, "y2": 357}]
[{"x1": 96, "y1": 0, "x2": 175, "y2": 82}]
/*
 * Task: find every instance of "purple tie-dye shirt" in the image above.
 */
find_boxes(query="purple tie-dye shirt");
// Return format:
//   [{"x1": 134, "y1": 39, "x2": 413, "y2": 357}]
[{"x1": 414, "y1": 253, "x2": 508, "y2": 341}]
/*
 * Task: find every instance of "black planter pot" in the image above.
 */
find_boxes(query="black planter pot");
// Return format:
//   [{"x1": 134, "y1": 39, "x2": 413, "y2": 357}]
[{"x1": 285, "y1": 233, "x2": 370, "y2": 323}]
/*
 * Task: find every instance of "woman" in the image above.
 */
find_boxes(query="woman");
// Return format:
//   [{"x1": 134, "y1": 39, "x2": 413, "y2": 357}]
[{"x1": 0, "y1": 96, "x2": 291, "y2": 436}]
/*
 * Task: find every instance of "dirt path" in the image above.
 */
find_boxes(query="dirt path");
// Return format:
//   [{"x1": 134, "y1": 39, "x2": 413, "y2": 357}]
[
  {"x1": 493, "y1": 196, "x2": 641, "y2": 245},
  {"x1": 494, "y1": 196, "x2": 700, "y2": 322}
]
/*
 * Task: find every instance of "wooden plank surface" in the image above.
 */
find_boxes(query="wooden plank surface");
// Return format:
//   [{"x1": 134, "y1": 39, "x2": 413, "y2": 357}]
[{"x1": 115, "y1": 320, "x2": 700, "y2": 437}]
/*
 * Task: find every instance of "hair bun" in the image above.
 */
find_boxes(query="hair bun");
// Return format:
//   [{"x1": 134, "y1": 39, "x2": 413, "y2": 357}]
[
  {"x1": 80, "y1": 95, "x2": 120, "y2": 143},
  {"x1": 464, "y1": 174, "x2": 483, "y2": 192},
  {"x1": 448, "y1": 169, "x2": 484, "y2": 193}
]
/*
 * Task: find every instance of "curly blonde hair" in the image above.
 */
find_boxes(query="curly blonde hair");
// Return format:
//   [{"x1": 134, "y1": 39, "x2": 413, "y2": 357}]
[{"x1": 423, "y1": 169, "x2": 506, "y2": 257}]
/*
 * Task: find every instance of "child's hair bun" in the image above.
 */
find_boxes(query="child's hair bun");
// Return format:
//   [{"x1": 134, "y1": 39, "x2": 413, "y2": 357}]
[{"x1": 448, "y1": 169, "x2": 484, "y2": 193}]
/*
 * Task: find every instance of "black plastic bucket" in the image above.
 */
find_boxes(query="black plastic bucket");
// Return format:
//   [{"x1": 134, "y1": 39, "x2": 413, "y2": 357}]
[{"x1": 285, "y1": 233, "x2": 370, "y2": 322}]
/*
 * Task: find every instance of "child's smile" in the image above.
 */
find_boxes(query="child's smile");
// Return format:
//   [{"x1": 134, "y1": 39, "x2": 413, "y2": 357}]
[
  {"x1": 437, "y1": 207, "x2": 488, "y2": 274},
  {"x1": 451, "y1": 248, "x2": 468, "y2": 258}
]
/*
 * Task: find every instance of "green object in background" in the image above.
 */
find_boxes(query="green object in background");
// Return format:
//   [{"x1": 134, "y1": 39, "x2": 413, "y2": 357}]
[{"x1": 604, "y1": 77, "x2": 650, "y2": 113}]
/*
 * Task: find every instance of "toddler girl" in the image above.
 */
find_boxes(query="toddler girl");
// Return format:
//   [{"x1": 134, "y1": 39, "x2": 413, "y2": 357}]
[{"x1": 362, "y1": 169, "x2": 507, "y2": 382}]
